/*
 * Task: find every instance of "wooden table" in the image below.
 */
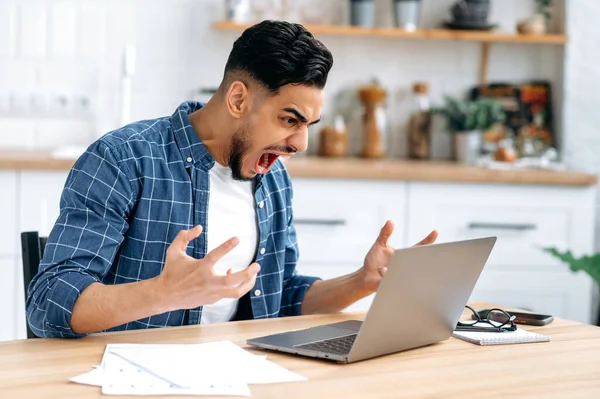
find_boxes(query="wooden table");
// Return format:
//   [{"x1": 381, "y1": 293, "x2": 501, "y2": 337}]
[{"x1": 1, "y1": 303, "x2": 600, "y2": 399}]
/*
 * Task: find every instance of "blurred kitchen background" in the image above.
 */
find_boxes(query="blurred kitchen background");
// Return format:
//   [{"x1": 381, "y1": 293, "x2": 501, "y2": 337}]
[
  {"x1": 0, "y1": 0, "x2": 576, "y2": 157},
  {"x1": 2, "y1": 0, "x2": 600, "y2": 341}
]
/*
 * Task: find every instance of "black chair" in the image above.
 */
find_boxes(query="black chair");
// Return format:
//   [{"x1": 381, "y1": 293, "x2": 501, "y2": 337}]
[{"x1": 21, "y1": 232, "x2": 47, "y2": 339}]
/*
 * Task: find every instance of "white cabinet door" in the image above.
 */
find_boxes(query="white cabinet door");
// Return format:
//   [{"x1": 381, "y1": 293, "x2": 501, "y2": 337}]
[
  {"x1": 0, "y1": 256, "x2": 19, "y2": 342},
  {"x1": 0, "y1": 173, "x2": 20, "y2": 341},
  {"x1": 19, "y1": 171, "x2": 70, "y2": 237},
  {"x1": 407, "y1": 182, "x2": 597, "y2": 323},
  {"x1": 0, "y1": 171, "x2": 17, "y2": 256},
  {"x1": 469, "y1": 269, "x2": 593, "y2": 323},
  {"x1": 14, "y1": 171, "x2": 70, "y2": 339},
  {"x1": 407, "y1": 182, "x2": 596, "y2": 270},
  {"x1": 291, "y1": 178, "x2": 408, "y2": 264},
  {"x1": 291, "y1": 178, "x2": 408, "y2": 313}
]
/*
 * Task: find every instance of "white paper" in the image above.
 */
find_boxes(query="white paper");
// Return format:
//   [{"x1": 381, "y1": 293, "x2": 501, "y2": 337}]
[
  {"x1": 102, "y1": 349, "x2": 250, "y2": 396},
  {"x1": 71, "y1": 340, "x2": 306, "y2": 396},
  {"x1": 105, "y1": 341, "x2": 306, "y2": 387},
  {"x1": 242, "y1": 358, "x2": 307, "y2": 384},
  {"x1": 69, "y1": 367, "x2": 103, "y2": 387}
]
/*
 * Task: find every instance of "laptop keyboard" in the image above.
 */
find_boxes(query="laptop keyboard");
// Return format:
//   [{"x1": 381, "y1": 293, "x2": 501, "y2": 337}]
[{"x1": 295, "y1": 334, "x2": 357, "y2": 355}]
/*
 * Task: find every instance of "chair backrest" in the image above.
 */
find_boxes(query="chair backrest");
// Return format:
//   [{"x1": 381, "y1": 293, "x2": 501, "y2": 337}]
[{"x1": 21, "y1": 232, "x2": 47, "y2": 339}]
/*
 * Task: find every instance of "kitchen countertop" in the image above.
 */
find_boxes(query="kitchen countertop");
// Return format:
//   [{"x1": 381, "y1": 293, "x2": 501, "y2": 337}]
[
  {"x1": 0, "y1": 150, "x2": 77, "y2": 171},
  {"x1": 285, "y1": 157, "x2": 598, "y2": 186},
  {"x1": 0, "y1": 150, "x2": 597, "y2": 186}
]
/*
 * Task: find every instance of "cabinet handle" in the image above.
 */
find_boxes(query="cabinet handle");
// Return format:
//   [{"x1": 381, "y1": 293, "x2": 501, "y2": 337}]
[
  {"x1": 294, "y1": 218, "x2": 347, "y2": 226},
  {"x1": 467, "y1": 222, "x2": 537, "y2": 231}
]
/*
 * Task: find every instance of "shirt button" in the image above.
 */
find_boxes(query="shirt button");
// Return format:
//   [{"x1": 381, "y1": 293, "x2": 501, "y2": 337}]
[
  {"x1": 260, "y1": 248, "x2": 265, "y2": 255},
  {"x1": 186, "y1": 156, "x2": 192, "y2": 163},
  {"x1": 258, "y1": 201, "x2": 264, "y2": 208},
  {"x1": 254, "y1": 289, "x2": 261, "y2": 297}
]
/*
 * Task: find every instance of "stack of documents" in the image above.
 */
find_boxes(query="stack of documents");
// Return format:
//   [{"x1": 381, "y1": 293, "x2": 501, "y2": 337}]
[{"x1": 70, "y1": 340, "x2": 306, "y2": 396}]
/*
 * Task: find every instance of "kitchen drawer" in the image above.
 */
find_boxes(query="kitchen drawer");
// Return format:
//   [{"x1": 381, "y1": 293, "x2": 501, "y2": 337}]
[
  {"x1": 469, "y1": 268, "x2": 595, "y2": 324},
  {"x1": 291, "y1": 178, "x2": 407, "y2": 264},
  {"x1": 407, "y1": 182, "x2": 596, "y2": 270}
]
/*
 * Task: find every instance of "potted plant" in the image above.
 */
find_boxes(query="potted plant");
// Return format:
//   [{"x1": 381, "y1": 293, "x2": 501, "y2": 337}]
[
  {"x1": 433, "y1": 96, "x2": 505, "y2": 164},
  {"x1": 543, "y1": 247, "x2": 600, "y2": 326}
]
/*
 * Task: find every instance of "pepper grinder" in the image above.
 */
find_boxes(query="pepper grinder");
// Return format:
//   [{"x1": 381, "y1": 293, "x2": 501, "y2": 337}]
[{"x1": 358, "y1": 80, "x2": 387, "y2": 158}]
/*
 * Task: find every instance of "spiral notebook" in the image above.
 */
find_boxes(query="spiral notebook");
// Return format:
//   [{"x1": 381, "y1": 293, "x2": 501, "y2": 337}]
[{"x1": 453, "y1": 328, "x2": 550, "y2": 346}]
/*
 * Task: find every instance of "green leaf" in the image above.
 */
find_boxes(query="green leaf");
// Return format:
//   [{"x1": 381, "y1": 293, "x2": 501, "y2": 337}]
[
  {"x1": 543, "y1": 247, "x2": 600, "y2": 284},
  {"x1": 437, "y1": 96, "x2": 506, "y2": 133}
]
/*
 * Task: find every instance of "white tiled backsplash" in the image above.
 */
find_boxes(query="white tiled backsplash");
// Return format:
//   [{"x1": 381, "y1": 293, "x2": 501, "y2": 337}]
[{"x1": 0, "y1": 0, "x2": 564, "y2": 155}]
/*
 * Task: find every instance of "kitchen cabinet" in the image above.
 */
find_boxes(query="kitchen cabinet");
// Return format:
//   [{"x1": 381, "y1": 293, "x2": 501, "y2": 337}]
[
  {"x1": 292, "y1": 178, "x2": 407, "y2": 262},
  {"x1": 405, "y1": 183, "x2": 595, "y2": 269},
  {"x1": 0, "y1": 166, "x2": 597, "y2": 341},
  {"x1": 291, "y1": 178, "x2": 408, "y2": 312},
  {"x1": 0, "y1": 172, "x2": 18, "y2": 342},
  {"x1": 0, "y1": 256, "x2": 18, "y2": 341},
  {"x1": 0, "y1": 171, "x2": 17, "y2": 256},
  {"x1": 292, "y1": 179, "x2": 597, "y2": 324},
  {"x1": 406, "y1": 182, "x2": 596, "y2": 323},
  {"x1": 19, "y1": 171, "x2": 70, "y2": 237},
  {"x1": 469, "y1": 268, "x2": 593, "y2": 322},
  {"x1": 14, "y1": 171, "x2": 69, "y2": 340},
  {"x1": 0, "y1": 171, "x2": 69, "y2": 341}
]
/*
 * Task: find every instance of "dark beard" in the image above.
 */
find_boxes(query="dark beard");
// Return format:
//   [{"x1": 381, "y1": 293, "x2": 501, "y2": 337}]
[{"x1": 228, "y1": 128, "x2": 253, "y2": 182}]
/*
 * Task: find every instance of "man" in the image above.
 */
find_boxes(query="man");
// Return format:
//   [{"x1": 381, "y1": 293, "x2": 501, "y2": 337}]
[{"x1": 26, "y1": 20, "x2": 438, "y2": 338}]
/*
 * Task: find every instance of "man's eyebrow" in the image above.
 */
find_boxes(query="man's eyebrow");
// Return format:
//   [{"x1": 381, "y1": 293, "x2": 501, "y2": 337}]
[
  {"x1": 283, "y1": 107, "x2": 307, "y2": 123},
  {"x1": 283, "y1": 107, "x2": 321, "y2": 125}
]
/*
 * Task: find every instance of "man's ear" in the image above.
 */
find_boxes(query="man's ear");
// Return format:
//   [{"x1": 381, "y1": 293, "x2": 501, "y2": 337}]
[{"x1": 225, "y1": 80, "x2": 251, "y2": 119}]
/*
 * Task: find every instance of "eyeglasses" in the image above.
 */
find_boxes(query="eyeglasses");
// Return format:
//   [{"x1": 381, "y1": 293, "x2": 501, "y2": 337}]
[{"x1": 456, "y1": 305, "x2": 517, "y2": 332}]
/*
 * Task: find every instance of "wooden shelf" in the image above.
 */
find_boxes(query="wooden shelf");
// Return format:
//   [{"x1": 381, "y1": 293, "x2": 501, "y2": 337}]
[{"x1": 213, "y1": 21, "x2": 568, "y2": 45}]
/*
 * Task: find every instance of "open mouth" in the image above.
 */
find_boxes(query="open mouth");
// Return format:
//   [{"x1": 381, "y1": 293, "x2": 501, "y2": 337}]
[{"x1": 255, "y1": 153, "x2": 280, "y2": 174}]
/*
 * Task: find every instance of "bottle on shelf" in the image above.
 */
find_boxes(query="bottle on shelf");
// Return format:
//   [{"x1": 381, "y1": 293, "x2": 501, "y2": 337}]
[
  {"x1": 318, "y1": 115, "x2": 348, "y2": 158},
  {"x1": 358, "y1": 78, "x2": 387, "y2": 159},
  {"x1": 407, "y1": 82, "x2": 432, "y2": 160}
]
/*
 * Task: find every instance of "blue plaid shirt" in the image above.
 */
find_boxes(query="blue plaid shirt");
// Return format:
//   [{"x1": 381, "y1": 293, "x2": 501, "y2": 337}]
[{"x1": 26, "y1": 101, "x2": 320, "y2": 338}]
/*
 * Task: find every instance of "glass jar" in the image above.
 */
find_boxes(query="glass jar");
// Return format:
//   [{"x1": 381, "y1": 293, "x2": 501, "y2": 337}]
[{"x1": 407, "y1": 82, "x2": 431, "y2": 160}]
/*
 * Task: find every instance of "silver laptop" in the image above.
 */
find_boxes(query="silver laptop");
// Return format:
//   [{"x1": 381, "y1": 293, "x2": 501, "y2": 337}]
[{"x1": 247, "y1": 236, "x2": 497, "y2": 363}]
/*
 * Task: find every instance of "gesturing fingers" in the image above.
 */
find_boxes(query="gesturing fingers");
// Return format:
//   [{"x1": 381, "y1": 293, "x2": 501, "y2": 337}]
[
  {"x1": 222, "y1": 263, "x2": 260, "y2": 287},
  {"x1": 414, "y1": 230, "x2": 439, "y2": 246},
  {"x1": 205, "y1": 237, "x2": 239, "y2": 264},
  {"x1": 376, "y1": 220, "x2": 395, "y2": 247},
  {"x1": 220, "y1": 272, "x2": 259, "y2": 299},
  {"x1": 210, "y1": 263, "x2": 260, "y2": 298},
  {"x1": 170, "y1": 225, "x2": 202, "y2": 253}
]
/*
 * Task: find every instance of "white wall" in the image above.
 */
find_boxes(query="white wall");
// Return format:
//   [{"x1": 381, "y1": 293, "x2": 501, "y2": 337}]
[
  {"x1": 563, "y1": 0, "x2": 600, "y2": 250},
  {"x1": 0, "y1": 0, "x2": 564, "y2": 157}
]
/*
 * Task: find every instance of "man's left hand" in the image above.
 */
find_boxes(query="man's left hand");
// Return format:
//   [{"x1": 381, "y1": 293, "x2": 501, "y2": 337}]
[{"x1": 359, "y1": 220, "x2": 438, "y2": 295}]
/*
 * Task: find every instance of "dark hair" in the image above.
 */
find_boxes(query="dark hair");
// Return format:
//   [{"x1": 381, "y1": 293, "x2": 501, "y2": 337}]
[{"x1": 223, "y1": 20, "x2": 334, "y2": 93}]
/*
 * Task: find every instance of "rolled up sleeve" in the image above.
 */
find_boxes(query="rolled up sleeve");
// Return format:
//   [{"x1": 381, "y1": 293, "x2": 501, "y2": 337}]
[{"x1": 26, "y1": 141, "x2": 136, "y2": 338}]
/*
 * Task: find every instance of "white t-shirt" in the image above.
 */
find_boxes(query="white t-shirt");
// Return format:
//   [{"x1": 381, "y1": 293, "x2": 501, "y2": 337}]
[{"x1": 200, "y1": 161, "x2": 258, "y2": 324}]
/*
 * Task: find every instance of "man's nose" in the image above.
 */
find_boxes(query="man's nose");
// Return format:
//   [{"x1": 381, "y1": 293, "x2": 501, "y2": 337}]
[{"x1": 288, "y1": 127, "x2": 309, "y2": 153}]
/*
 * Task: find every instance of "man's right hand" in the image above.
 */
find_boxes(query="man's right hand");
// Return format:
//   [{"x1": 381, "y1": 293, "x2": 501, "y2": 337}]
[{"x1": 153, "y1": 225, "x2": 260, "y2": 311}]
